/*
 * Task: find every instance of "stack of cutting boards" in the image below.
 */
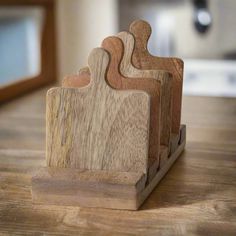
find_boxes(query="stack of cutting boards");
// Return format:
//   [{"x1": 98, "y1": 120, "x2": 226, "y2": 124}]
[{"x1": 31, "y1": 20, "x2": 186, "y2": 210}]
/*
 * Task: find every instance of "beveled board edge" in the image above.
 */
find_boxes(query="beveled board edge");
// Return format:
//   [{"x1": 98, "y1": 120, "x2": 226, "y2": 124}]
[{"x1": 31, "y1": 168, "x2": 146, "y2": 210}]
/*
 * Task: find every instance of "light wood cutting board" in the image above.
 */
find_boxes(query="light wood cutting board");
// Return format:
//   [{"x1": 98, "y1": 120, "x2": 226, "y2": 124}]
[{"x1": 46, "y1": 48, "x2": 150, "y2": 174}]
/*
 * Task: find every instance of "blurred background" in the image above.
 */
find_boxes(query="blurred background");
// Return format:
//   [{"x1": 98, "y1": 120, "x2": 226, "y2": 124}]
[
  {"x1": 1, "y1": 0, "x2": 236, "y2": 101},
  {"x1": 1, "y1": 2, "x2": 236, "y2": 232}
]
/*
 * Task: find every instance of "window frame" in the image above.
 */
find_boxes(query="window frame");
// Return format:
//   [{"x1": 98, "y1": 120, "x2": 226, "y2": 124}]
[{"x1": 0, "y1": 0, "x2": 57, "y2": 103}]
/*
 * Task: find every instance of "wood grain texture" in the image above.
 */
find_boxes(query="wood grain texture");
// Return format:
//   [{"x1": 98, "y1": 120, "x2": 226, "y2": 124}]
[
  {"x1": 32, "y1": 126, "x2": 185, "y2": 210},
  {"x1": 46, "y1": 48, "x2": 151, "y2": 174},
  {"x1": 1, "y1": 89, "x2": 236, "y2": 235},
  {"x1": 160, "y1": 145, "x2": 168, "y2": 168},
  {"x1": 117, "y1": 31, "x2": 173, "y2": 148},
  {"x1": 63, "y1": 36, "x2": 161, "y2": 168},
  {"x1": 129, "y1": 19, "x2": 184, "y2": 135},
  {"x1": 170, "y1": 133, "x2": 180, "y2": 155},
  {"x1": 32, "y1": 168, "x2": 146, "y2": 210}
]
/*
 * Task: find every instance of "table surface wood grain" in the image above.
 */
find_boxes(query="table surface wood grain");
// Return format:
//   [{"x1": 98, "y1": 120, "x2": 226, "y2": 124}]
[{"x1": 0, "y1": 87, "x2": 236, "y2": 235}]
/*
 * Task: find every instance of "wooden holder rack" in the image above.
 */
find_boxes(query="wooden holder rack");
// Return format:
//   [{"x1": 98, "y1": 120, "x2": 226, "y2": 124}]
[{"x1": 31, "y1": 20, "x2": 186, "y2": 210}]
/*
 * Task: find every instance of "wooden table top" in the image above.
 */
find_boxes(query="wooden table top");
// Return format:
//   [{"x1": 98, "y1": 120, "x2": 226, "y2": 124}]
[{"x1": 0, "y1": 87, "x2": 236, "y2": 235}]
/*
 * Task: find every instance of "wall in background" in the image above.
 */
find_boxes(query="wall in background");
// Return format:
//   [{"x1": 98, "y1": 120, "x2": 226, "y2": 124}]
[{"x1": 56, "y1": 0, "x2": 118, "y2": 80}]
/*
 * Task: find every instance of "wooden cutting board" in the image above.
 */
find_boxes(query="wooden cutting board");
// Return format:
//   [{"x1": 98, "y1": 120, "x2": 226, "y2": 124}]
[
  {"x1": 63, "y1": 36, "x2": 161, "y2": 168},
  {"x1": 129, "y1": 20, "x2": 184, "y2": 135},
  {"x1": 46, "y1": 48, "x2": 150, "y2": 174},
  {"x1": 102, "y1": 36, "x2": 162, "y2": 165},
  {"x1": 117, "y1": 31, "x2": 173, "y2": 148}
]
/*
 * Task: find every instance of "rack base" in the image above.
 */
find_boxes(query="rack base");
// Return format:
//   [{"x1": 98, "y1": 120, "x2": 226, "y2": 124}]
[{"x1": 32, "y1": 125, "x2": 186, "y2": 210}]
